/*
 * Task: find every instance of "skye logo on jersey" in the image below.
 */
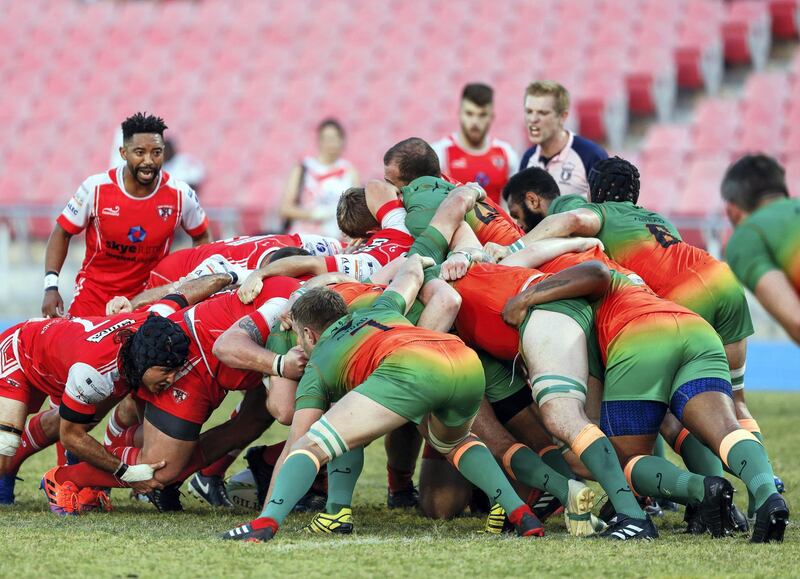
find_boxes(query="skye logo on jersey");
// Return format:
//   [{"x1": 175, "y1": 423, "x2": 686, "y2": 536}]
[
  {"x1": 157, "y1": 205, "x2": 174, "y2": 221},
  {"x1": 475, "y1": 172, "x2": 490, "y2": 187},
  {"x1": 172, "y1": 388, "x2": 189, "y2": 404},
  {"x1": 128, "y1": 226, "x2": 147, "y2": 243}
]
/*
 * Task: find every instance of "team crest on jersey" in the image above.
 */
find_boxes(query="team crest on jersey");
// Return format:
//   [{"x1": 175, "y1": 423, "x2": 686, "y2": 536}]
[
  {"x1": 128, "y1": 226, "x2": 147, "y2": 243},
  {"x1": 157, "y1": 205, "x2": 175, "y2": 221},
  {"x1": 172, "y1": 388, "x2": 188, "y2": 404},
  {"x1": 492, "y1": 155, "x2": 505, "y2": 169},
  {"x1": 560, "y1": 162, "x2": 575, "y2": 182}
]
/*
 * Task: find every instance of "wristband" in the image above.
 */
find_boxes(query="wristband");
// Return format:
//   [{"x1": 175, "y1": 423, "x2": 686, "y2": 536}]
[
  {"x1": 507, "y1": 239, "x2": 526, "y2": 254},
  {"x1": 271, "y1": 354, "x2": 284, "y2": 378},
  {"x1": 227, "y1": 271, "x2": 238, "y2": 285},
  {"x1": 114, "y1": 462, "x2": 129, "y2": 479},
  {"x1": 446, "y1": 250, "x2": 473, "y2": 264},
  {"x1": 44, "y1": 272, "x2": 59, "y2": 291}
]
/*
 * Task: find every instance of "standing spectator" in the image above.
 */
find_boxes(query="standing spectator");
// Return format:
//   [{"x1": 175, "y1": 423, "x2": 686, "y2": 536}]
[
  {"x1": 431, "y1": 83, "x2": 518, "y2": 205},
  {"x1": 42, "y1": 112, "x2": 211, "y2": 318},
  {"x1": 280, "y1": 119, "x2": 359, "y2": 239},
  {"x1": 519, "y1": 81, "x2": 607, "y2": 198}
]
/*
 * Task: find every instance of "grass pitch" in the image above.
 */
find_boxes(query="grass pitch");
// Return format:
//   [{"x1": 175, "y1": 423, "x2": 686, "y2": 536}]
[{"x1": 2, "y1": 392, "x2": 798, "y2": 578}]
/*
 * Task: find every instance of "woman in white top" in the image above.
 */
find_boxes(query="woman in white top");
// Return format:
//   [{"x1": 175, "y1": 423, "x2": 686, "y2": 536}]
[{"x1": 280, "y1": 119, "x2": 359, "y2": 238}]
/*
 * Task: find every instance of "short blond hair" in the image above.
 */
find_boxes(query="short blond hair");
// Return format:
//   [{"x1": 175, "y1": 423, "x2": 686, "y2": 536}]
[{"x1": 525, "y1": 81, "x2": 570, "y2": 115}]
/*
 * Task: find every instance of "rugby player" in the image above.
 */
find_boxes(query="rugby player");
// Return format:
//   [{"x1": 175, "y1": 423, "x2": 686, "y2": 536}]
[
  {"x1": 721, "y1": 154, "x2": 800, "y2": 344},
  {"x1": 431, "y1": 83, "x2": 519, "y2": 204},
  {"x1": 221, "y1": 256, "x2": 545, "y2": 542},
  {"x1": 42, "y1": 112, "x2": 211, "y2": 319}
]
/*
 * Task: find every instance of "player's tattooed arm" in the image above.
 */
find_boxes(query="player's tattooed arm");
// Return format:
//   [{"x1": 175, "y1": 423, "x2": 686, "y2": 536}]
[
  {"x1": 502, "y1": 260, "x2": 611, "y2": 327},
  {"x1": 239, "y1": 316, "x2": 265, "y2": 346}
]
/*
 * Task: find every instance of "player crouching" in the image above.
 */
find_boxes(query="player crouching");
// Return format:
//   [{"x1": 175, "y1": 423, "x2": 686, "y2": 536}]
[{"x1": 221, "y1": 256, "x2": 543, "y2": 542}]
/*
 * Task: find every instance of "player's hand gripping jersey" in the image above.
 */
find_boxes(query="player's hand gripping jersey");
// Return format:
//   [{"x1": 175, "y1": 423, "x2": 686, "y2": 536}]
[{"x1": 402, "y1": 176, "x2": 523, "y2": 246}]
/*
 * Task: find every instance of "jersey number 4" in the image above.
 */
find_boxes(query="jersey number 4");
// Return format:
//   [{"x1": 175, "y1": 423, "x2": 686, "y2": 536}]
[{"x1": 646, "y1": 224, "x2": 681, "y2": 249}]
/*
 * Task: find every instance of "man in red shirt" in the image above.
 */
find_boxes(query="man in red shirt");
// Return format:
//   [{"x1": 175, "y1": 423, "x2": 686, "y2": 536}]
[
  {"x1": 431, "y1": 83, "x2": 519, "y2": 205},
  {"x1": 42, "y1": 112, "x2": 212, "y2": 318}
]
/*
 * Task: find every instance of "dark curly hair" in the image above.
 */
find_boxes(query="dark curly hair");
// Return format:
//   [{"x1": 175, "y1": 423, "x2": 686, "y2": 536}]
[{"x1": 121, "y1": 112, "x2": 168, "y2": 142}]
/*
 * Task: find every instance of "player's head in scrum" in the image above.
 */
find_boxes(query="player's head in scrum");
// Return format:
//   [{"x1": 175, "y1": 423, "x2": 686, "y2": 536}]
[
  {"x1": 502, "y1": 166, "x2": 561, "y2": 231},
  {"x1": 459, "y1": 82, "x2": 495, "y2": 149},
  {"x1": 290, "y1": 286, "x2": 349, "y2": 356},
  {"x1": 118, "y1": 314, "x2": 190, "y2": 394},
  {"x1": 383, "y1": 137, "x2": 441, "y2": 188},
  {"x1": 119, "y1": 112, "x2": 169, "y2": 187},
  {"x1": 721, "y1": 154, "x2": 789, "y2": 225},
  {"x1": 588, "y1": 156, "x2": 641, "y2": 205},
  {"x1": 336, "y1": 187, "x2": 379, "y2": 240}
]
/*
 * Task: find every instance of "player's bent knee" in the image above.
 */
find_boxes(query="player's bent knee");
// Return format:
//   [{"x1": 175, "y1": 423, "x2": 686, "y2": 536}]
[
  {"x1": 304, "y1": 417, "x2": 349, "y2": 462},
  {"x1": 427, "y1": 427, "x2": 469, "y2": 456}
]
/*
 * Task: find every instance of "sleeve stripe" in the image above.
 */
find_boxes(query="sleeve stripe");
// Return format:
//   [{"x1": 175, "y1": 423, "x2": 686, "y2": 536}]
[
  {"x1": 184, "y1": 215, "x2": 209, "y2": 237},
  {"x1": 56, "y1": 214, "x2": 84, "y2": 235},
  {"x1": 375, "y1": 199, "x2": 404, "y2": 224}
]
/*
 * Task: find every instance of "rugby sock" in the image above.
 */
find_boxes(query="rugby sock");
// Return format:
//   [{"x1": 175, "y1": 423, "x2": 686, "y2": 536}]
[
  {"x1": 200, "y1": 451, "x2": 240, "y2": 478},
  {"x1": 571, "y1": 425, "x2": 645, "y2": 519},
  {"x1": 105, "y1": 425, "x2": 138, "y2": 452},
  {"x1": 451, "y1": 440, "x2": 524, "y2": 514},
  {"x1": 738, "y1": 419, "x2": 763, "y2": 517},
  {"x1": 719, "y1": 430, "x2": 777, "y2": 511},
  {"x1": 327, "y1": 447, "x2": 364, "y2": 513},
  {"x1": 625, "y1": 455, "x2": 704, "y2": 505},
  {"x1": 8, "y1": 411, "x2": 53, "y2": 474},
  {"x1": 503, "y1": 444, "x2": 570, "y2": 505},
  {"x1": 673, "y1": 428, "x2": 724, "y2": 477},
  {"x1": 55, "y1": 462, "x2": 123, "y2": 488},
  {"x1": 387, "y1": 466, "x2": 414, "y2": 493},
  {"x1": 259, "y1": 450, "x2": 320, "y2": 524},
  {"x1": 539, "y1": 445, "x2": 577, "y2": 479}
]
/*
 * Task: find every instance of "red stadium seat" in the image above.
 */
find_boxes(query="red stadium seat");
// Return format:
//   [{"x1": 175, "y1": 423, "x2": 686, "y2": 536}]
[{"x1": 769, "y1": 0, "x2": 799, "y2": 39}]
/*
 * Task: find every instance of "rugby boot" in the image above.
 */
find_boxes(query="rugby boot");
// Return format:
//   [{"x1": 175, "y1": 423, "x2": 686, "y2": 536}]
[
  {"x1": 222, "y1": 517, "x2": 278, "y2": 542},
  {"x1": 387, "y1": 485, "x2": 419, "y2": 509},
  {"x1": 683, "y1": 503, "x2": 707, "y2": 535},
  {"x1": 244, "y1": 445, "x2": 274, "y2": 507},
  {"x1": 293, "y1": 488, "x2": 327, "y2": 513},
  {"x1": 187, "y1": 473, "x2": 235, "y2": 508},
  {"x1": 0, "y1": 473, "x2": 18, "y2": 505},
  {"x1": 77, "y1": 487, "x2": 112, "y2": 513},
  {"x1": 483, "y1": 504, "x2": 514, "y2": 534},
  {"x1": 750, "y1": 493, "x2": 789, "y2": 543},
  {"x1": 511, "y1": 505, "x2": 545, "y2": 537},
  {"x1": 774, "y1": 475, "x2": 785, "y2": 494},
  {"x1": 147, "y1": 483, "x2": 183, "y2": 512},
  {"x1": 564, "y1": 480, "x2": 603, "y2": 537},
  {"x1": 530, "y1": 490, "x2": 564, "y2": 521},
  {"x1": 41, "y1": 467, "x2": 79, "y2": 516},
  {"x1": 302, "y1": 507, "x2": 354, "y2": 534},
  {"x1": 729, "y1": 503, "x2": 749, "y2": 534},
  {"x1": 601, "y1": 514, "x2": 659, "y2": 541},
  {"x1": 697, "y1": 476, "x2": 735, "y2": 537}
]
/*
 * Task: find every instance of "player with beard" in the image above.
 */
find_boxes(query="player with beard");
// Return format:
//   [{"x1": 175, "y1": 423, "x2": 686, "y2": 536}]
[
  {"x1": 42, "y1": 113, "x2": 211, "y2": 318},
  {"x1": 431, "y1": 83, "x2": 519, "y2": 205}
]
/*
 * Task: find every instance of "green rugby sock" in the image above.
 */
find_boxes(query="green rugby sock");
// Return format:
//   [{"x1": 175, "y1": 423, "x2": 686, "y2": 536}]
[
  {"x1": 326, "y1": 447, "x2": 364, "y2": 513},
  {"x1": 629, "y1": 455, "x2": 705, "y2": 505},
  {"x1": 504, "y1": 445, "x2": 570, "y2": 504},
  {"x1": 259, "y1": 451, "x2": 319, "y2": 524},
  {"x1": 454, "y1": 442, "x2": 524, "y2": 514},
  {"x1": 723, "y1": 436, "x2": 777, "y2": 511},
  {"x1": 577, "y1": 434, "x2": 645, "y2": 519},
  {"x1": 675, "y1": 430, "x2": 724, "y2": 477},
  {"x1": 540, "y1": 446, "x2": 577, "y2": 479}
]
